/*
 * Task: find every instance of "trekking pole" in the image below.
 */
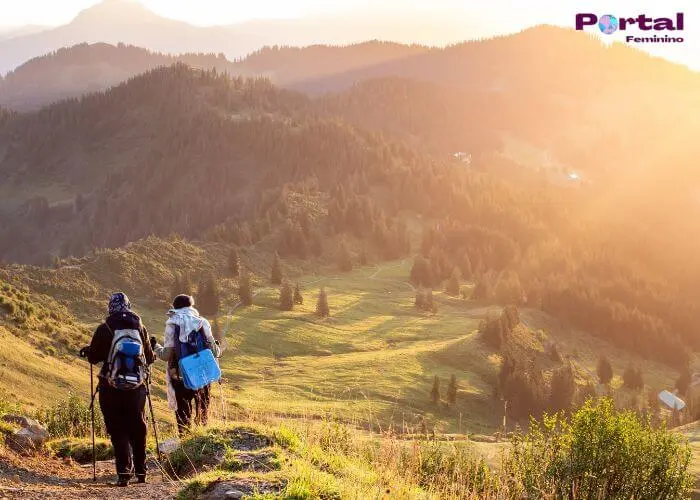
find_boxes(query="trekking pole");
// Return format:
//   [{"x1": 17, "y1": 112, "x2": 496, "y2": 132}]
[
  {"x1": 89, "y1": 363, "x2": 96, "y2": 482},
  {"x1": 146, "y1": 369, "x2": 162, "y2": 461},
  {"x1": 218, "y1": 380, "x2": 227, "y2": 423}
]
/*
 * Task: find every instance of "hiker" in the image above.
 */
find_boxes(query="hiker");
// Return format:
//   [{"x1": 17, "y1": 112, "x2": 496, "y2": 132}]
[
  {"x1": 152, "y1": 294, "x2": 220, "y2": 435},
  {"x1": 80, "y1": 292, "x2": 155, "y2": 487}
]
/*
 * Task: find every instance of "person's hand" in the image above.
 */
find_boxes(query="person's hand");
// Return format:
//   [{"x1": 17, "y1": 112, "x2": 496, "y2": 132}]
[
  {"x1": 79, "y1": 346, "x2": 90, "y2": 358},
  {"x1": 150, "y1": 336, "x2": 158, "y2": 350}
]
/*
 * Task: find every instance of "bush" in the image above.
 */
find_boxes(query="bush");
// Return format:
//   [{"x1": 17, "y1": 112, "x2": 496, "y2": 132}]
[
  {"x1": 505, "y1": 398, "x2": 693, "y2": 498},
  {"x1": 48, "y1": 438, "x2": 114, "y2": 463},
  {"x1": 36, "y1": 394, "x2": 105, "y2": 438}
]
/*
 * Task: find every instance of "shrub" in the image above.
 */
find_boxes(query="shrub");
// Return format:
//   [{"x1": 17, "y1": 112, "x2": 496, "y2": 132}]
[
  {"x1": 505, "y1": 398, "x2": 693, "y2": 498},
  {"x1": 48, "y1": 438, "x2": 114, "y2": 463},
  {"x1": 36, "y1": 394, "x2": 105, "y2": 438}
]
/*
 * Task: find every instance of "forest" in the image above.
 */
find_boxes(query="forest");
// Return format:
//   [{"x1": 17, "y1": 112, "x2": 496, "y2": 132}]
[{"x1": 0, "y1": 45, "x2": 698, "y2": 367}]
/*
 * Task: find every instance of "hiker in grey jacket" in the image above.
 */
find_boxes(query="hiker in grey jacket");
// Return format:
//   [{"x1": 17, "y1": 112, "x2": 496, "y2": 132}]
[{"x1": 152, "y1": 294, "x2": 220, "y2": 434}]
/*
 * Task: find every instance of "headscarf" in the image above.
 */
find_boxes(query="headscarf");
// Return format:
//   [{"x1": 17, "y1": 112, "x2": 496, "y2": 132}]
[{"x1": 108, "y1": 292, "x2": 132, "y2": 316}]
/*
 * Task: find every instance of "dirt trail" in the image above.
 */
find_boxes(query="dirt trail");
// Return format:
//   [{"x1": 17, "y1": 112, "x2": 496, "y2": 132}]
[{"x1": 0, "y1": 451, "x2": 177, "y2": 499}]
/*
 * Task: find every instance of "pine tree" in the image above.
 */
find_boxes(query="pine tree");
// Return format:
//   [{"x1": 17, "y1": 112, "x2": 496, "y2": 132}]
[
  {"x1": 426, "y1": 289, "x2": 437, "y2": 313},
  {"x1": 293, "y1": 283, "x2": 304, "y2": 305},
  {"x1": 279, "y1": 281, "x2": 294, "y2": 311},
  {"x1": 549, "y1": 363, "x2": 576, "y2": 412},
  {"x1": 338, "y1": 240, "x2": 353, "y2": 272},
  {"x1": 494, "y1": 270, "x2": 524, "y2": 305},
  {"x1": 472, "y1": 274, "x2": 494, "y2": 302},
  {"x1": 431, "y1": 375, "x2": 441, "y2": 404},
  {"x1": 445, "y1": 267, "x2": 461, "y2": 296},
  {"x1": 480, "y1": 313, "x2": 505, "y2": 349},
  {"x1": 425, "y1": 289, "x2": 437, "y2": 314},
  {"x1": 410, "y1": 256, "x2": 433, "y2": 288},
  {"x1": 447, "y1": 374, "x2": 458, "y2": 405},
  {"x1": 271, "y1": 253, "x2": 283, "y2": 285},
  {"x1": 461, "y1": 254, "x2": 473, "y2": 281},
  {"x1": 596, "y1": 356, "x2": 613, "y2": 385},
  {"x1": 676, "y1": 367, "x2": 692, "y2": 396},
  {"x1": 316, "y1": 288, "x2": 330, "y2": 318},
  {"x1": 415, "y1": 289, "x2": 426, "y2": 310},
  {"x1": 359, "y1": 247, "x2": 368, "y2": 266},
  {"x1": 238, "y1": 271, "x2": 253, "y2": 307},
  {"x1": 198, "y1": 274, "x2": 221, "y2": 316},
  {"x1": 623, "y1": 364, "x2": 644, "y2": 391},
  {"x1": 228, "y1": 247, "x2": 240, "y2": 277}
]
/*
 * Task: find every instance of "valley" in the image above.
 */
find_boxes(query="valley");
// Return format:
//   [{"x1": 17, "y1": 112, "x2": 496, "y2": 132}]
[{"x1": 0, "y1": 0, "x2": 698, "y2": 496}]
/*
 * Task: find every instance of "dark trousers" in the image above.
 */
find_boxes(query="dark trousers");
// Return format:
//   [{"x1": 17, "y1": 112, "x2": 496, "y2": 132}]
[
  {"x1": 99, "y1": 385, "x2": 148, "y2": 480},
  {"x1": 172, "y1": 380, "x2": 210, "y2": 435}
]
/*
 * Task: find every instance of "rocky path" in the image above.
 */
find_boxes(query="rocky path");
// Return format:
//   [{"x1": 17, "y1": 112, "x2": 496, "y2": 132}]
[{"x1": 0, "y1": 451, "x2": 177, "y2": 499}]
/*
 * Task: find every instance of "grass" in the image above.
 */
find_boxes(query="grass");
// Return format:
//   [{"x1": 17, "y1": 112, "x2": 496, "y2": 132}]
[
  {"x1": 0, "y1": 235, "x2": 697, "y2": 492},
  {"x1": 220, "y1": 260, "x2": 501, "y2": 434}
]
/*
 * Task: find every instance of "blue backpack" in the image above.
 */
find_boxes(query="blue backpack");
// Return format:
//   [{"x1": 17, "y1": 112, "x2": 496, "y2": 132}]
[{"x1": 177, "y1": 325, "x2": 221, "y2": 390}]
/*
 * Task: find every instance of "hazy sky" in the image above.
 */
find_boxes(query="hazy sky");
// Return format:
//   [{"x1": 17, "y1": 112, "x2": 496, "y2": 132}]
[{"x1": 0, "y1": 0, "x2": 697, "y2": 67}]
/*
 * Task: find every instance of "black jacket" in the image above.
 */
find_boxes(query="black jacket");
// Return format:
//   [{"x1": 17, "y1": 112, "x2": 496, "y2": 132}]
[{"x1": 88, "y1": 311, "x2": 156, "y2": 382}]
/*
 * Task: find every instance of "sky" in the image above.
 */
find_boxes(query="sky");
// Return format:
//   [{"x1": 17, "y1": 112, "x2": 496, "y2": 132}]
[{"x1": 0, "y1": 0, "x2": 696, "y2": 67}]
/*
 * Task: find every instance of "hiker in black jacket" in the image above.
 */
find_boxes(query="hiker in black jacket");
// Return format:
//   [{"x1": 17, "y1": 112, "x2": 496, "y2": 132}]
[{"x1": 81, "y1": 292, "x2": 155, "y2": 487}]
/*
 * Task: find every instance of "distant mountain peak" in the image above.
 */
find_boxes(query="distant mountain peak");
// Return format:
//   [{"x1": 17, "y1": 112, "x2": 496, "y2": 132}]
[{"x1": 70, "y1": 0, "x2": 168, "y2": 26}]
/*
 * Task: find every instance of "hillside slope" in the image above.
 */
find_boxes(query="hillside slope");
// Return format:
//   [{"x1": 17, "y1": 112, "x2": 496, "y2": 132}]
[
  {"x1": 0, "y1": 43, "x2": 250, "y2": 110},
  {"x1": 0, "y1": 236, "x2": 684, "y2": 434}
]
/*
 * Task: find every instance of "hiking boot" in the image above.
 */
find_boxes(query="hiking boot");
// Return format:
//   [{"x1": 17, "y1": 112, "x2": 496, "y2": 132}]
[
  {"x1": 136, "y1": 474, "x2": 146, "y2": 484},
  {"x1": 115, "y1": 476, "x2": 130, "y2": 487}
]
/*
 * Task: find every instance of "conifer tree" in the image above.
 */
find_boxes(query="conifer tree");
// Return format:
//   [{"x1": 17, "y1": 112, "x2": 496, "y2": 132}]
[
  {"x1": 447, "y1": 374, "x2": 458, "y2": 405},
  {"x1": 279, "y1": 281, "x2": 294, "y2": 311},
  {"x1": 502, "y1": 305, "x2": 520, "y2": 332},
  {"x1": 198, "y1": 274, "x2": 221, "y2": 316},
  {"x1": 415, "y1": 289, "x2": 426, "y2": 310},
  {"x1": 549, "y1": 363, "x2": 576, "y2": 412},
  {"x1": 445, "y1": 267, "x2": 461, "y2": 296},
  {"x1": 480, "y1": 313, "x2": 505, "y2": 349},
  {"x1": 316, "y1": 287, "x2": 330, "y2": 318},
  {"x1": 431, "y1": 375, "x2": 441, "y2": 404},
  {"x1": 338, "y1": 240, "x2": 353, "y2": 272},
  {"x1": 426, "y1": 289, "x2": 437, "y2": 313},
  {"x1": 293, "y1": 283, "x2": 304, "y2": 305},
  {"x1": 676, "y1": 367, "x2": 692, "y2": 396},
  {"x1": 359, "y1": 247, "x2": 368, "y2": 266},
  {"x1": 228, "y1": 247, "x2": 240, "y2": 277},
  {"x1": 623, "y1": 364, "x2": 644, "y2": 391},
  {"x1": 461, "y1": 254, "x2": 473, "y2": 281},
  {"x1": 597, "y1": 356, "x2": 613, "y2": 385},
  {"x1": 238, "y1": 271, "x2": 253, "y2": 307},
  {"x1": 472, "y1": 274, "x2": 494, "y2": 302},
  {"x1": 410, "y1": 256, "x2": 433, "y2": 287},
  {"x1": 271, "y1": 253, "x2": 283, "y2": 285}
]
